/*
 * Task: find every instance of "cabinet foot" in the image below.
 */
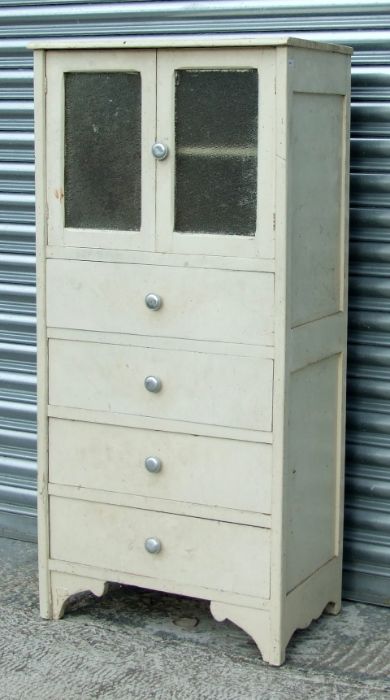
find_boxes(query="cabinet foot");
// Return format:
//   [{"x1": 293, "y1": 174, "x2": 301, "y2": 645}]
[
  {"x1": 210, "y1": 601, "x2": 285, "y2": 666},
  {"x1": 46, "y1": 571, "x2": 108, "y2": 620},
  {"x1": 325, "y1": 599, "x2": 342, "y2": 615}
]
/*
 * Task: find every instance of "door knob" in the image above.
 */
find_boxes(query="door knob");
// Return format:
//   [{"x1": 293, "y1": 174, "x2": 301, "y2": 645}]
[
  {"x1": 145, "y1": 293, "x2": 162, "y2": 310},
  {"x1": 145, "y1": 537, "x2": 162, "y2": 554},
  {"x1": 145, "y1": 456, "x2": 162, "y2": 473},
  {"x1": 152, "y1": 142, "x2": 169, "y2": 160},
  {"x1": 144, "y1": 376, "x2": 162, "y2": 393}
]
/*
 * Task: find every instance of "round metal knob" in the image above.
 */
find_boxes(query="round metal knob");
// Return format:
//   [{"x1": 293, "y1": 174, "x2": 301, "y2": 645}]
[
  {"x1": 145, "y1": 456, "x2": 162, "y2": 473},
  {"x1": 144, "y1": 537, "x2": 162, "y2": 554},
  {"x1": 144, "y1": 375, "x2": 162, "y2": 393},
  {"x1": 152, "y1": 142, "x2": 169, "y2": 160},
  {"x1": 145, "y1": 293, "x2": 162, "y2": 311}
]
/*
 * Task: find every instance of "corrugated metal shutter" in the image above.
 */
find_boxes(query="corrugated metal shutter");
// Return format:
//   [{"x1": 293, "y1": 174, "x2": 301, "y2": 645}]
[
  {"x1": 0, "y1": 26, "x2": 36, "y2": 540},
  {"x1": 0, "y1": 1, "x2": 389, "y2": 604}
]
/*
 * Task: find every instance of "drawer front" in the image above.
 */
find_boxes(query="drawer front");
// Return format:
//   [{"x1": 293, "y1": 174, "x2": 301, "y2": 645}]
[
  {"x1": 50, "y1": 496, "x2": 271, "y2": 598},
  {"x1": 49, "y1": 340, "x2": 273, "y2": 432},
  {"x1": 46, "y1": 259, "x2": 274, "y2": 346},
  {"x1": 49, "y1": 419, "x2": 272, "y2": 514}
]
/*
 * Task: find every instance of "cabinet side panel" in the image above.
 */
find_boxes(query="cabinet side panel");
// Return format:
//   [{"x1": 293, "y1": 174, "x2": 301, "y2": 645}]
[
  {"x1": 286, "y1": 354, "x2": 341, "y2": 592},
  {"x1": 290, "y1": 92, "x2": 344, "y2": 327}
]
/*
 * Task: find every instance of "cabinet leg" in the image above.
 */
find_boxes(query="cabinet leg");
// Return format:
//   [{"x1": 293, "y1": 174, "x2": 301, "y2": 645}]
[
  {"x1": 44, "y1": 571, "x2": 108, "y2": 620},
  {"x1": 325, "y1": 598, "x2": 342, "y2": 615},
  {"x1": 210, "y1": 601, "x2": 285, "y2": 666}
]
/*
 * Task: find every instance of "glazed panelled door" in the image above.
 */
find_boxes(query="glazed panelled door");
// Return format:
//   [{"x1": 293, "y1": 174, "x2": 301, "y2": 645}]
[
  {"x1": 156, "y1": 49, "x2": 276, "y2": 258},
  {"x1": 46, "y1": 48, "x2": 275, "y2": 258},
  {"x1": 46, "y1": 50, "x2": 156, "y2": 250}
]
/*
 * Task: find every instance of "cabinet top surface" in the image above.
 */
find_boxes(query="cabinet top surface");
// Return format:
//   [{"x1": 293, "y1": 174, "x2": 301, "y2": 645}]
[{"x1": 28, "y1": 33, "x2": 352, "y2": 54}]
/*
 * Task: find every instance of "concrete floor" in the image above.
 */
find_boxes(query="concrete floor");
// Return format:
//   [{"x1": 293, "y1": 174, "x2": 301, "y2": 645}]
[{"x1": 0, "y1": 537, "x2": 389, "y2": 700}]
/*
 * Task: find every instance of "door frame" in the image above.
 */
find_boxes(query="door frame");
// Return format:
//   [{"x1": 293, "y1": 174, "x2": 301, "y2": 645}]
[
  {"x1": 46, "y1": 49, "x2": 157, "y2": 251},
  {"x1": 155, "y1": 47, "x2": 276, "y2": 259}
]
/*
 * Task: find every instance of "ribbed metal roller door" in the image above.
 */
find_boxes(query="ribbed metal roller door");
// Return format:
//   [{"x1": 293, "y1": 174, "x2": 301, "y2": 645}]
[
  {"x1": 0, "y1": 27, "x2": 36, "y2": 541},
  {"x1": 347, "y1": 62, "x2": 390, "y2": 604},
  {"x1": 0, "y1": 0, "x2": 389, "y2": 604}
]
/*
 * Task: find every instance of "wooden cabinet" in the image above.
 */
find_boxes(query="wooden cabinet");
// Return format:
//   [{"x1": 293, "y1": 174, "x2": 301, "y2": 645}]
[{"x1": 32, "y1": 36, "x2": 352, "y2": 665}]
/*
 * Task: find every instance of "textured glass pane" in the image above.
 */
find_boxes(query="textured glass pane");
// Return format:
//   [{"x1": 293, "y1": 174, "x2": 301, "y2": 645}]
[
  {"x1": 65, "y1": 72, "x2": 141, "y2": 231},
  {"x1": 175, "y1": 69, "x2": 258, "y2": 235}
]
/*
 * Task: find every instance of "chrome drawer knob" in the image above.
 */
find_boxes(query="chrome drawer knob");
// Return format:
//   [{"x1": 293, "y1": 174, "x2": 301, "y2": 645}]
[
  {"x1": 145, "y1": 456, "x2": 162, "y2": 473},
  {"x1": 152, "y1": 142, "x2": 169, "y2": 160},
  {"x1": 145, "y1": 537, "x2": 162, "y2": 554},
  {"x1": 144, "y1": 375, "x2": 162, "y2": 393},
  {"x1": 145, "y1": 293, "x2": 162, "y2": 311}
]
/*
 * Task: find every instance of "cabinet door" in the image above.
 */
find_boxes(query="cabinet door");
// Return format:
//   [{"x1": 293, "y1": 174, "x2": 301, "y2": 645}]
[
  {"x1": 46, "y1": 50, "x2": 156, "y2": 250},
  {"x1": 156, "y1": 48, "x2": 276, "y2": 258}
]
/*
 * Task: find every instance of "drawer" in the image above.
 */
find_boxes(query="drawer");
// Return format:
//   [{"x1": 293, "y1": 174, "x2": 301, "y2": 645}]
[
  {"x1": 46, "y1": 259, "x2": 274, "y2": 346},
  {"x1": 49, "y1": 340, "x2": 273, "y2": 431},
  {"x1": 49, "y1": 419, "x2": 272, "y2": 514},
  {"x1": 49, "y1": 496, "x2": 271, "y2": 598}
]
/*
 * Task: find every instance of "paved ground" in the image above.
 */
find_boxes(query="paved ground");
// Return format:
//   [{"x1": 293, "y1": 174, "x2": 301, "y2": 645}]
[{"x1": 0, "y1": 537, "x2": 389, "y2": 700}]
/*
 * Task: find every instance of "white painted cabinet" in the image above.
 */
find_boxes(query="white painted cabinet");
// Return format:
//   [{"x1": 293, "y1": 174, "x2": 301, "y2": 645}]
[{"x1": 32, "y1": 36, "x2": 352, "y2": 665}]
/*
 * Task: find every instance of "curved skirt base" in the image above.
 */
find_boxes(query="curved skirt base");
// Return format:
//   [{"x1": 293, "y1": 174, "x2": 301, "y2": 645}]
[
  {"x1": 210, "y1": 601, "x2": 285, "y2": 666},
  {"x1": 48, "y1": 571, "x2": 108, "y2": 620},
  {"x1": 42, "y1": 558, "x2": 342, "y2": 666}
]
